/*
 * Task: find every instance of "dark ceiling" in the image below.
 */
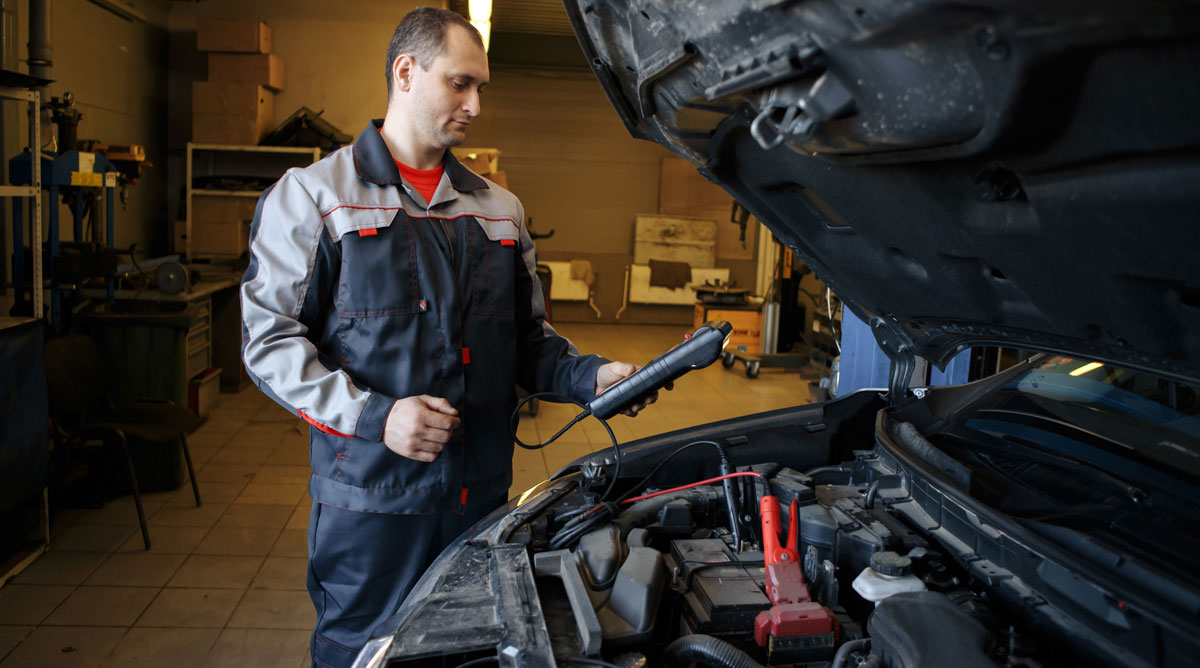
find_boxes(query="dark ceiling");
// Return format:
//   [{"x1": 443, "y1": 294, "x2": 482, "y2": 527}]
[{"x1": 449, "y1": 0, "x2": 588, "y2": 68}]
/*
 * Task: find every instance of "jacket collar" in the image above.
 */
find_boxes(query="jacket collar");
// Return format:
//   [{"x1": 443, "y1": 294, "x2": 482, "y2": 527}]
[{"x1": 352, "y1": 119, "x2": 489, "y2": 193}]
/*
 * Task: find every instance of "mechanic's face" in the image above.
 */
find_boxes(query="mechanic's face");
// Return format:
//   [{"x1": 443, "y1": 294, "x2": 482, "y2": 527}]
[{"x1": 407, "y1": 25, "x2": 489, "y2": 150}]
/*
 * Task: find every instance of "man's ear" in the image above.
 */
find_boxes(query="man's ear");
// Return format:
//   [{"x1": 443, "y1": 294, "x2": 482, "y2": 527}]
[{"x1": 392, "y1": 54, "x2": 417, "y2": 93}]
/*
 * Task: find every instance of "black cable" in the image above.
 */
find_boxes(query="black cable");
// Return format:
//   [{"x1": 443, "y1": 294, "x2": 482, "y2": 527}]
[
  {"x1": 511, "y1": 391, "x2": 622, "y2": 502},
  {"x1": 805, "y1": 465, "x2": 850, "y2": 476},
  {"x1": 569, "y1": 658, "x2": 621, "y2": 668},
  {"x1": 831, "y1": 638, "x2": 871, "y2": 668},
  {"x1": 550, "y1": 440, "x2": 740, "y2": 554},
  {"x1": 615, "y1": 440, "x2": 728, "y2": 505},
  {"x1": 127, "y1": 243, "x2": 150, "y2": 287},
  {"x1": 864, "y1": 479, "x2": 880, "y2": 509},
  {"x1": 549, "y1": 503, "x2": 616, "y2": 550},
  {"x1": 453, "y1": 656, "x2": 499, "y2": 668}
]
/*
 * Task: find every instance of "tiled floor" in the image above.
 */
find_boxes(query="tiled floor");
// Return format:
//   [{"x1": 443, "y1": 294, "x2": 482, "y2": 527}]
[{"x1": 0, "y1": 323, "x2": 815, "y2": 667}]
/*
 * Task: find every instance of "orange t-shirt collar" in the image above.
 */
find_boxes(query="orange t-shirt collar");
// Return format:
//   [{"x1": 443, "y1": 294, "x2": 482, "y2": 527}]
[{"x1": 395, "y1": 159, "x2": 444, "y2": 204}]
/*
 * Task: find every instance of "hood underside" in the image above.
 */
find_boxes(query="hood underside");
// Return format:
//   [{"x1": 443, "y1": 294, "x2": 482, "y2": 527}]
[{"x1": 565, "y1": 0, "x2": 1200, "y2": 381}]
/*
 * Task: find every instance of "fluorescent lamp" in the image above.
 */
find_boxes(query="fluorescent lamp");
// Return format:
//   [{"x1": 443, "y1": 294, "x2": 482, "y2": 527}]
[
  {"x1": 471, "y1": 19, "x2": 491, "y2": 52},
  {"x1": 468, "y1": 0, "x2": 492, "y2": 51},
  {"x1": 1069, "y1": 362, "x2": 1104, "y2": 377},
  {"x1": 469, "y1": 0, "x2": 492, "y2": 21}
]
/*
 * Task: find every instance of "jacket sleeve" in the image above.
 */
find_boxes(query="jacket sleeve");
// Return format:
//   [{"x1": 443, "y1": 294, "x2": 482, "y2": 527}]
[
  {"x1": 511, "y1": 200, "x2": 609, "y2": 404},
  {"x1": 240, "y1": 172, "x2": 397, "y2": 441}
]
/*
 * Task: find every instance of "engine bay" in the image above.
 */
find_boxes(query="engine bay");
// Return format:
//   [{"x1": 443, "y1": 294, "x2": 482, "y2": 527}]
[
  {"x1": 373, "y1": 387, "x2": 1193, "y2": 668},
  {"x1": 518, "y1": 457, "x2": 1031, "y2": 668}
]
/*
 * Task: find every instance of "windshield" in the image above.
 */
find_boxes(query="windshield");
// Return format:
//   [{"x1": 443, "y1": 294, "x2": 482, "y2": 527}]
[{"x1": 967, "y1": 356, "x2": 1200, "y2": 485}]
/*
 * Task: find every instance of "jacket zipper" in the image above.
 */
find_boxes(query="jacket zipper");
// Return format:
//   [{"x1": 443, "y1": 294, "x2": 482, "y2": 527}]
[{"x1": 440, "y1": 218, "x2": 456, "y2": 266}]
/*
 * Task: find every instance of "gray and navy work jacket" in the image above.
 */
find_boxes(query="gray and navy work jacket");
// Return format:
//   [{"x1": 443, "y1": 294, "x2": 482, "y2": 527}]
[{"x1": 240, "y1": 120, "x2": 606, "y2": 514}]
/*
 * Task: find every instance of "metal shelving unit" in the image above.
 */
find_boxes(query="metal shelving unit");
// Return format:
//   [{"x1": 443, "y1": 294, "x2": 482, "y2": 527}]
[
  {"x1": 2, "y1": 86, "x2": 43, "y2": 318},
  {"x1": 184, "y1": 142, "x2": 319, "y2": 259},
  {"x1": 0, "y1": 86, "x2": 46, "y2": 585}
]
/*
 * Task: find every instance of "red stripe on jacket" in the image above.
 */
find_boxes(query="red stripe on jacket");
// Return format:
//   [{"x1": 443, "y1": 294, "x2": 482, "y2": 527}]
[{"x1": 298, "y1": 411, "x2": 353, "y2": 438}]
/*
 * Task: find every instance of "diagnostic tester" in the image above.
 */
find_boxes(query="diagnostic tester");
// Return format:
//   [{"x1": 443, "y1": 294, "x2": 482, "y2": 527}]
[
  {"x1": 512, "y1": 321, "x2": 734, "y2": 501},
  {"x1": 587, "y1": 320, "x2": 733, "y2": 419}
]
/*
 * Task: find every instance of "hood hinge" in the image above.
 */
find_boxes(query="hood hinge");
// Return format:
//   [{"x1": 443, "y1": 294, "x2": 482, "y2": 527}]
[{"x1": 869, "y1": 316, "x2": 917, "y2": 405}]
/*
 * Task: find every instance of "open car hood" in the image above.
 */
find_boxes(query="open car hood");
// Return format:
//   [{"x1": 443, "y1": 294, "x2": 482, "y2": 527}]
[{"x1": 565, "y1": 0, "x2": 1200, "y2": 382}]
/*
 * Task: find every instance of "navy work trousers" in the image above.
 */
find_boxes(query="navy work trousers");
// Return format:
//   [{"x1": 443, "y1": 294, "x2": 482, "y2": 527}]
[{"x1": 306, "y1": 494, "x2": 507, "y2": 668}]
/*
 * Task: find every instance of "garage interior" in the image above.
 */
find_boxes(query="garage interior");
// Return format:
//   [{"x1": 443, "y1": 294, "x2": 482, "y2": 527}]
[{"x1": 0, "y1": 1, "x2": 845, "y2": 666}]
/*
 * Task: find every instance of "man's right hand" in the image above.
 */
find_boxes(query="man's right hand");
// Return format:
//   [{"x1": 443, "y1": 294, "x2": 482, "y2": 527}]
[{"x1": 383, "y1": 395, "x2": 461, "y2": 463}]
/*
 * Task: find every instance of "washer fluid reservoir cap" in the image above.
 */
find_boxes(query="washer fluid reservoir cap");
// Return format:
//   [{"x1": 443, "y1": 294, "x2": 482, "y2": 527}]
[{"x1": 871, "y1": 551, "x2": 912, "y2": 577}]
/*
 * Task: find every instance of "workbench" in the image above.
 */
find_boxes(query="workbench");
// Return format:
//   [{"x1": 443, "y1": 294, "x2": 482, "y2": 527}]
[{"x1": 83, "y1": 273, "x2": 247, "y2": 403}]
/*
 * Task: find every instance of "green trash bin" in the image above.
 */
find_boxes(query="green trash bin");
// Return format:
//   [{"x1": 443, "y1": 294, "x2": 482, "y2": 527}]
[{"x1": 87, "y1": 306, "x2": 194, "y2": 492}]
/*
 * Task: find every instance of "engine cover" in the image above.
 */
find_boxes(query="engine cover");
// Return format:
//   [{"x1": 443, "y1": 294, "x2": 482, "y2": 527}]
[{"x1": 867, "y1": 591, "x2": 994, "y2": 668}]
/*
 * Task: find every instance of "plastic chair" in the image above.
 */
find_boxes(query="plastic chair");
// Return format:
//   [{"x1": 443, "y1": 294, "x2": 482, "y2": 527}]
[{"x1": 43, "y1": 333, "x2": 202, "y2": 550}]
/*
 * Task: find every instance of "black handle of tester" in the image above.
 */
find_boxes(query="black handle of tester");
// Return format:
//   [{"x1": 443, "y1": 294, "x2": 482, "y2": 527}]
[{"x1": 587, "y1": 321, "x2": 733, "y2": 420}]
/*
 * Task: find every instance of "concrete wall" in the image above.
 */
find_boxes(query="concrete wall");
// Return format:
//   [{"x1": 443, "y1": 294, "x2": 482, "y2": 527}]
[{"x1": 1, "y1": 0, "x2": 169, "y2": 311}]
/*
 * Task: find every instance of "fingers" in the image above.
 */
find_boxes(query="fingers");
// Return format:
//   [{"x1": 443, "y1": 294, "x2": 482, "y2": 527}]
[
  {"x1": 383, "y1": 396, "x2": 461, "y2": 463},
  {"x1": 421, "y1": 410, "x2": 461, "y2": 433},
  {"x1": 419, "y1": 395, "x2": 460, "y2": 416},
  {"x1": 621, "y1": 389, "x2": 659, "y2": 417},
  {"x1": 391, "y1": 437, "x2": 446, "y2": 462},
  {"x1": 403, "y1": 447, "x2": 440, "y2": 463}
]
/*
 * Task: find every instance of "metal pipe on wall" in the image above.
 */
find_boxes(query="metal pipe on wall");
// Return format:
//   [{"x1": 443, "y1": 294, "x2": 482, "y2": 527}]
[{"x1": 28, "y1": 0, "x2": 53, "y2": 82}]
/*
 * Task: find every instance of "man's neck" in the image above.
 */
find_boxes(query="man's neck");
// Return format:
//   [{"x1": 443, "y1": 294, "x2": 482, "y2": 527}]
[{"x1": 379, "y1": 111, "x2": 444, "y2": 170}]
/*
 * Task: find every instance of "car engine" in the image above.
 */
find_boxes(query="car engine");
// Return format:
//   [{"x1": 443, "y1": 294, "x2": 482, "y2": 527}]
[
  {"x1": 514, "y1": 458, "x2": 1037, "y2": 668},
  {"x1": 374, "y1": 390, "x2": 1183, "y2": 668}
]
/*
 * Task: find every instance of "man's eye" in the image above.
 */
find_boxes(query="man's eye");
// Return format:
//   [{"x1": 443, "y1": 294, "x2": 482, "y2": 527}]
[{"x1": 451, "y1": 81, "x2": 465, "y2": 90}]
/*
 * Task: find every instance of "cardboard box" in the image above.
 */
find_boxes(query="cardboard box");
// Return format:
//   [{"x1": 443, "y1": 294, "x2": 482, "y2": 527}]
[
  {"x1": 188, "y1": 367, "x2": 222, "y2": 418},
  {"x1": 192, "y1": 81, "x2": 272, "y2": 115},
  {"x1": 192, "y1": 81, "x2": 274, "y2": 144},
  {"x1": 197, "y1": 19, "x2": 271, "y2": 54},
  {"x1": 694, "y1": 303, "x2": 761, "y2": 353},
  {"x1": 207, "y1": 53, "x2": 285, "y2": 91},
  {"x1": 192, "y1": 195, "x2": 259, "y2": 226},
  {"x1": 190, "y1": 220, "x2": 250, "y2": 256},
  {"x1": 451, "y1": 147, "x2": 500, "y2": 175},
  {"x1": 193, "y1": 113, "x2": 273, "y2": 145}
]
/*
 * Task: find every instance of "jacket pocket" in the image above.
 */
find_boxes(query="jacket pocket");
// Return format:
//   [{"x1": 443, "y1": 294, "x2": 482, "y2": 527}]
[
  {"x1": 327, "y1": 207, "x2": 420, "y2": 317},
  {"x1": 469, "y1": 217, "x2": 519, "y2": 316}
]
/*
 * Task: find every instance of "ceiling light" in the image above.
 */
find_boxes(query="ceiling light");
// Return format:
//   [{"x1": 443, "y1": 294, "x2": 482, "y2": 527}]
[
  {"x1": 471, "y1": 19, "x2": 491, "y2": 52},
  {"x1": 468, "y1": 0, "x2": 492, "y2": 21},
  {"x1": 468, "y1": 0, "x2": 492, "y2": 52}
]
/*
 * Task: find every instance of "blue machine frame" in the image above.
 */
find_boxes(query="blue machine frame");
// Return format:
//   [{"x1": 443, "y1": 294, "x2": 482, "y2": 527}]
[{"x1": 9, "y1": 150, "x2": 118, "y2": 328}]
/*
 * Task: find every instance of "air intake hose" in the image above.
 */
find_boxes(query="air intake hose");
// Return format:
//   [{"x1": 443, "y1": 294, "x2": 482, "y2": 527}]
[{"x1": 661, "y1": 634, "x2": 764, "y2": 668}]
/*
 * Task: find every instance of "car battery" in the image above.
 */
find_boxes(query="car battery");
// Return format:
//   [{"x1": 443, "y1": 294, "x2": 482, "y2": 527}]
[{"x1": 670, "y1": 539, "x2": 770, "y2": 639}]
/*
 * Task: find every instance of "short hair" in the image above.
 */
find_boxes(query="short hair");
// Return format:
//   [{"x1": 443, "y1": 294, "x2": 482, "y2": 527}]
[{"x1": 385, "y1": 7, "x2": 484, "y2": 97}]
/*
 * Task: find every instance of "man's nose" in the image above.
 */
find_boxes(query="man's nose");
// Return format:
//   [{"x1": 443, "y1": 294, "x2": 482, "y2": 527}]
[{"x1": 463, "y1": 90, "x2": 481, "y2": 117}]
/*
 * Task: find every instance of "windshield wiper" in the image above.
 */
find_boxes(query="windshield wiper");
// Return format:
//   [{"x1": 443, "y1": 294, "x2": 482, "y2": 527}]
[
  {"x1": 1000, "y1": 433, "x2": 1149, "y2": 505},
  {"x1": 946, "y1": 425, "x2": 1148, "y2": 506}
]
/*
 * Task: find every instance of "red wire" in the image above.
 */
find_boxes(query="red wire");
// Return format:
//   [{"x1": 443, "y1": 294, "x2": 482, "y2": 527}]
[{"x1": 620, "y1": 471, "x2": 765, "y2": 505}]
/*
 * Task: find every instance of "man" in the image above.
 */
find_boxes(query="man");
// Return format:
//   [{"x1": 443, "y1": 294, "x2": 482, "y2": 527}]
[{"x1": 240, "y1": 7, "x2": 655, "y2": 668}]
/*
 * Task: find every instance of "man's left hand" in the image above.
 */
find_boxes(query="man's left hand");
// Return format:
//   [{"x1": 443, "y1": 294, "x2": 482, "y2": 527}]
[{"x1": 594, "y1": 361, "x2": 672, "y2": 417}]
